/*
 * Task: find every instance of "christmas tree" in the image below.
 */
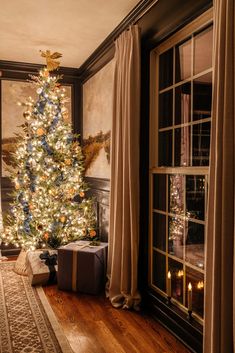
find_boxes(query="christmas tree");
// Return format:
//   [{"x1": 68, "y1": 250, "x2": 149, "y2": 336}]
[{"x1": 1, "y1": 51, "x2": 97, "y2": 250}]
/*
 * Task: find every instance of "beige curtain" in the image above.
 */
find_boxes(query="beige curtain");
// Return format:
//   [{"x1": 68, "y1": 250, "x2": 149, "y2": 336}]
[
  {"x1": 106, "y1": 25, "x2": 141, "y2": 310},
  {"x1": 204, "y1": 1, "x2": 234, "y2": 352}
]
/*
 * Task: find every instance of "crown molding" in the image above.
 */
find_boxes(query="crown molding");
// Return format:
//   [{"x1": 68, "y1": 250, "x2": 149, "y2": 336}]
[
  {"x1": 78, "y1": 0, "x2": 158, "y2": 82},
  {"x1": 0, "y1": 60, "x2": 79, "y2": 81}
]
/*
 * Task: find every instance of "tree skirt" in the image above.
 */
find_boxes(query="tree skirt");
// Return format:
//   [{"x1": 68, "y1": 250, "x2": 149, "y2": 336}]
[{"x1": 0, "y1": 261, "x2": 73, "y2": 353}]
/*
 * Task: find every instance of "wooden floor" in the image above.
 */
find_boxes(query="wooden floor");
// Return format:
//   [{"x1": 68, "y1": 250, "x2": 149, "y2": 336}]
[{"x1": 44, "y1": 285, "x2": 190, "y2": 353}]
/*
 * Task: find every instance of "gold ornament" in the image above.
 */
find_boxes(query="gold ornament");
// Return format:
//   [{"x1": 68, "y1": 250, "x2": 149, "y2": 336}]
[
  {"x1": 89, "y1": 230, "x2": 96, "y2": 238},
  {"x1": 62, "y1": 112, "x2": 69, "y2": 121},
  {"x1": 79, "y1": 191, "x2": 85, "y2": 198},
  {"x1": 23, "y1": 111, "x2": 31, "y2": 119},
  {"x1": 60, "y1": 216, "x2": 66, "y2": 223},
  {"x1": 67, "y1": 188, "x2": 75, "y2": 196},
  {"x1": 72, "y1": 142, "x2": 78, "y2": 150},
  {"x1": 29, "y1": 204, "x2": 34, "y2": 210},
  {"x1": 40, "y1": 50, "x2": 62, "y2": 71},
  {"x1": 43, "y1": 232, "x2": 49, "y2": 240},
  {"x1": 36, "y1": 128, "x2": 45, "y2": 136},
  {"x1": 64, "y1": 159, "x2": 72, "y2": 166}
]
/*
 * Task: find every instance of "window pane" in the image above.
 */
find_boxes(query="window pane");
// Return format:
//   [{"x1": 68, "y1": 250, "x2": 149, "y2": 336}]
[
  {"x1": 168, "y1": 216, "x2": 184, "y2": 260},
  {"x1": 168, "y1": 258, "x2": 184, "y2": 304},
  {"x1": 194, "y1": 26, "x2": 213, "y2": 75},
  {"x1": 169, "y1": 174, "x2": 184, "y2": 215},
  {"x1": 159, "y1": 90, "x2": 173, "y2": 128},
  {"x1": 193, "y1": 72, "x2": 212, "y2": 121},
  {"x1": 159, "y1": 48, "x2": 173, "y2": 90},
  {"x1": 186, "y1": 267, "x2": 204, "y2": 318},
  {"x1": 159, "y1": 130, "x2": 172, "y2": 166},
  {"x1": 185, "y1": 221, "x2": 204, "y2": 269},
  {"x1": 153, "y1": 174, "x2": 166, "y2": 211},
  {"x1": 175, "y1": 39, "x2": 191, "y2": 82},
  {"x1": 192, "y1": 122, "x2": 211, "y2": 166},
  {"x1": 153, "y1": 251, "x2": 166, "y2": 292},
  {"x1": 186, "y1": 175, "x2": 205, "y2": 220},
  {"x1": 175, "y1": 82, "x2": 191, "y2": 125},
  {"x1": 175, "y1": 126, "x2": 191, "y2": 167},
  {"x1": 153, "y1": 212, "x2": 166, "y2": 251}
]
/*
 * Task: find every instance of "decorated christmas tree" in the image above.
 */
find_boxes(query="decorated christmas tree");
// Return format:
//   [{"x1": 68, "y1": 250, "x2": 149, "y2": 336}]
[{"x1": 1, "y1": 51, "x2": 97, "y2": 250}]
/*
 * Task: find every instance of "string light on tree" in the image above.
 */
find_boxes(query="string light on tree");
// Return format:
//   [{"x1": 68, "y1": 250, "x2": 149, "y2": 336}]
[{"x1": 1, "y1": 50, "x2": 97, "y2": 250}]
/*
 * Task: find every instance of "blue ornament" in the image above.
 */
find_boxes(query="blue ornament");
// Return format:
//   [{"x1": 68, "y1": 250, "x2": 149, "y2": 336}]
[
  {"x1": 23, "y1": 220, "x2": 31, "y2": 234},
  {"x1": 67, "y1": 135, "x2": 73, "y2": 144},
  {"x1": 27, "y1": 142, "x2": 33, "y2": 152},
  {"x1": 37, "y1": 100, "x2": 46, "y2": 114},
  {"x1": 41, "y1": 136, "x2": 53, "y2": 155}
]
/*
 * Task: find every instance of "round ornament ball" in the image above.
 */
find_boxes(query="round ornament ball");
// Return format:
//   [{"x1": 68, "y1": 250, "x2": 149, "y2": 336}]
[
  {"x1": 60, "y1": 216, "x2": 66, "y2": 223},
  {"x1": 89, "y1": 230, "x2": 96, "y2": 238},
  {"x1": 64, "y1": 159, "x2": 72, "y2": 166},
  {"x1": 36, "y1": 128, "x2": 46, "y2": 136},
  {"x1": 43, "y1": 232, "x2": 49, "y2": 240}
]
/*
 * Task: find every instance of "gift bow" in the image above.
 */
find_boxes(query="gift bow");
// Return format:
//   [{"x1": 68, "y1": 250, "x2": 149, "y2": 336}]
[{"x1": 39, "y1": 251, "x2": 57, "y2": 267}]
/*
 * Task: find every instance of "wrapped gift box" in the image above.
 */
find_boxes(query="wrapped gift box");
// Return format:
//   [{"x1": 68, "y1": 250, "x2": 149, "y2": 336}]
[
  {"x1": 26, "y1": 250, "x2": 58, "y2": 286},
  {"x1": 57, "y1": 241, "x2": 108, "y2": 295}
]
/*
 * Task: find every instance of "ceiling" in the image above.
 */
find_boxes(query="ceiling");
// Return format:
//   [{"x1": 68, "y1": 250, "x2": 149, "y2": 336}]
[{"x1": 0, "y1": 0, "x2": 140, "y2": 68}]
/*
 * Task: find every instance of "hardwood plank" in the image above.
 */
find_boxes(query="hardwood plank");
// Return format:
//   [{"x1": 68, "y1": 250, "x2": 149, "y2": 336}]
[
  {"x1": 5, "y1": 257, "x2": 190, "y2": 353},
  {"x1": 43, "y1": 285, "x2": 191, "y2": 353}
]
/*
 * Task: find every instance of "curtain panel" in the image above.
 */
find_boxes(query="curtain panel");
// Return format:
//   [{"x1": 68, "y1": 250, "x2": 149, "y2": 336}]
[
  {"x1": 106, "y1": 25, "x2": 141, "y2": 310},
  {"x1": 204, "y1": 1, "x2": 235, "y2": 352}
]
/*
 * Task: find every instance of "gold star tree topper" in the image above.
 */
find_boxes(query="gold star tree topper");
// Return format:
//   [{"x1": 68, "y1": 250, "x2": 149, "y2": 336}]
[{"x1": 40, "y1": 50, "x2": 62, "y2": 71}]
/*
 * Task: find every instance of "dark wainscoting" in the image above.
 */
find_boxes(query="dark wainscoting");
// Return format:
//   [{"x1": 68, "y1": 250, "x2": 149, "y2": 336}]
[{"x1": 85, "y1": 177, "x2": 110, "y2": 243}]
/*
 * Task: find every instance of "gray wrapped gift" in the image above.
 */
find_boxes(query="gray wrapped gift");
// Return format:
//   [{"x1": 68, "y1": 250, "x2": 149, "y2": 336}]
[
  {"x1": 57, "y1": 241, "x2": 108, "y2": 294},
  {"x1": 26, "y1": 249, "x2": 58, "y2": 286}
]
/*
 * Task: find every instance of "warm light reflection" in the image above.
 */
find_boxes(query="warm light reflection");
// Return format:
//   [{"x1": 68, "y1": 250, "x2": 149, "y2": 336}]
[
  {"x1": 197, "y1": 281, "x2": 204, "y2": 290},
  {"x1": 177, "y1": 270, "x2": 184, "y2": 277}
]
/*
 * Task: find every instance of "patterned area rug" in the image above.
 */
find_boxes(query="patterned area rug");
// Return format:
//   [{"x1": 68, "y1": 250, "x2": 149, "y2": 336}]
[{"x1": 0, "y1": 261, "x2": 73, "y2": 353}]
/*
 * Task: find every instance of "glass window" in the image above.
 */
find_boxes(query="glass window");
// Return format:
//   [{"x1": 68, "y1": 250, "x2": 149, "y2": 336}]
[
  {"x1": 168, "y1": 258, "x2": 184, "y2": 304},
  {"x1": 159, "y1": 48, "x2": 173, "y2": 90},
  {"x1": 194, "y1": 26, "x2": 213, "y2": 75},
  {"x1": 175, "y1": 39, "x2": 191, "y2": 82},
  {"x1": 153, "y1": 251, "x2": 166, "y2": 292},
  {"x1": 193, "y1": 72, "x2": 212, "y2": 121},
  {"x1": 175, "y1": 82, "x2": 191, "y2": 125},
  {"x1": 158, "y1": 130, "x2": 172, "y2": 166},
  {"x1": 153, "y1": 212, "x2": 166, "y2": 251},
  {"x1": 150, "y1": 18, "x2": 212, "y2": 323},
  {"x1": 185, "y1": 221, "x2": 205, "y2": 269},
  {"x1": 186, "y1": 267, "x2": 204, "y2": 318},
  {"x1": 192, "y1": 122, "x2": 211, "y2": 166},
  {"x1": 186, "y1": 175, "x2": 205, "y2": 220},
  {"x1": 153, "y1": 174, "x2": 166, "y2": 211},
  {"x1": 169, "y1": 174, "x2": 184, "y2": 215},
  {"x1": 174, "y1": 126, "x2": 191, "y2": 166},
  {"x1": 168, "y1": 216, "x2": 184, "y2": 260},
  {"x1": 159, "y1": 90, "x2": 173, "y2": 128}
]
